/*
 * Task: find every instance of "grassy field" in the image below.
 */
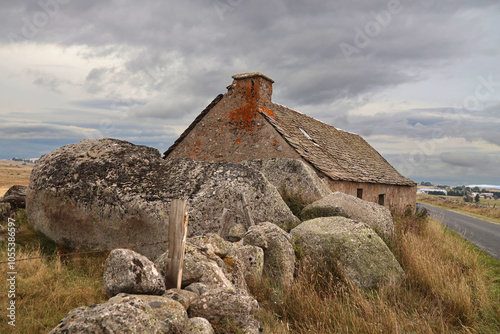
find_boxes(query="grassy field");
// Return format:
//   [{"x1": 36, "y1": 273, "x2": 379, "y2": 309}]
[
  {"x1": 418, "y1": 194, "x2": 500, "y2": 224},
  {"x1": 0, "y1": 160, "x2": 34, "y2": 197}
]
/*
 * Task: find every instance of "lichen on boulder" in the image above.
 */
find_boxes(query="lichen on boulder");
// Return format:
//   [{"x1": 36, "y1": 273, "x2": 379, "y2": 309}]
[
  {"x1": 291, "y1": 216, "x2": 404, "y2": 289},
  {"x1": 243, "y1": 222, "x2": 295, "y2": 287},
  {"x1": 301, "y1": 191, "x2": 395, "y2": 240},
  {"x1": 48, "y1": 293, "x2": 187, "y2": 333},
  {"x1": 103, "y1": 248, "x2": 165, "y2": 297},
  {"x1": 26, "y1": 138, "x2": 298, "y2": 259}
]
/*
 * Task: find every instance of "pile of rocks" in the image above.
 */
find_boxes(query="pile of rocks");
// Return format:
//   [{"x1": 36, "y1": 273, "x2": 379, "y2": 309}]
[
  {"x1": 50, "y1": 233, "x2": 269, "y2": 333},
  {"x1": 26, "y1": 139, "x2": 407, "y2": 333}
]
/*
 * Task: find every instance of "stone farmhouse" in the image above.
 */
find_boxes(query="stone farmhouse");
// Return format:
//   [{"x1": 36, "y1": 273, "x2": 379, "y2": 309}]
[{"x1": 163, "y1": 72, "x2": 417, "y2": 209}]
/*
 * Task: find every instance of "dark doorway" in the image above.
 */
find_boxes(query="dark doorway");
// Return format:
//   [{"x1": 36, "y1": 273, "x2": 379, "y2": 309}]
[
  {"x1": 357, "y1": 188, "x2": 363, "y2": 199},
  {"x1": 378, "y1": 194, "x2": 385, "y2": 206}
]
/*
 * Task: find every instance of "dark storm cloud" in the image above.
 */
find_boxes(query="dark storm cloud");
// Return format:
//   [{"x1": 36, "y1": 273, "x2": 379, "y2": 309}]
[{"x1": 3, "y1": 0, "x2": 499, "y2": 106}]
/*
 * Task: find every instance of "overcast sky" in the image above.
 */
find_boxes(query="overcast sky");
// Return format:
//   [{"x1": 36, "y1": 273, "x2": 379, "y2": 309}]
[{"x1": 1, "y1": 0, "x2": 499, "y2": 185}]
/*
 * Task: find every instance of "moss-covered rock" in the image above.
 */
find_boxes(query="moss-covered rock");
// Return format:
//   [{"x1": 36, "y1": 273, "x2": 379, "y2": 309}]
[{"x1": 291, "y1": 217, "x2": 404, "y2": 289}]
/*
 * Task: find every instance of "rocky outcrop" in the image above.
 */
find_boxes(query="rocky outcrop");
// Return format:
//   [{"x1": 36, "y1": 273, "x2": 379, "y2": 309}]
[
  {"x1": 188, "y1": 287, "x2": 260, "y2": 333},
  {"x1": 243, "y1": 222, "x2": 295, "y2": 287},
  {"x1": 301, "y1": 192, "x2": 394, "y2": 239},
  {"x1": 26, "y1": 138, "x2": 298, "y2": 258},
  {"x1": 103, "y1": 248, "x2": 165, "y2": 297},
  {"x1": 49, "y1": 293, "x2": 187, "y2": 333},
  {"x1": 291, "y1": 217, "x2": 404, "y2": 289},
  {"x1": 241, "y1": 158, "x2": 331, "y2": 202}
]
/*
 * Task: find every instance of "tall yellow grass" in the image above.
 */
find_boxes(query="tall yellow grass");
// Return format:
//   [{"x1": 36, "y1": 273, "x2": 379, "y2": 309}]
[
  {"x1": 0, "y1": 238, "x2": 108, "y2": 333},
  {"x1": 250, "y1": 210, "x2": 500, "y2": 333}
]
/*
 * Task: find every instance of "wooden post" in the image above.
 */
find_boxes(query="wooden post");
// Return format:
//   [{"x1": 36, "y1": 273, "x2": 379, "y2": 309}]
[
  {"x1": 241, "y1": 192, "x2": 255, "y2": 228},
  {"x1": 165, "y1": 199, "x2": 188, "y2": 289},
  {"x1": 217, "y1": 208, "x2": 232, "y2": 239}
]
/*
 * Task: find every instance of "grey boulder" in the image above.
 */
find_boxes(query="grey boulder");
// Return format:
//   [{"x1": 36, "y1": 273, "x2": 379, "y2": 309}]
[
  {"x1": 188, "y1": 287, "x2": 260, "y2": 333},
  {"x1": 291, "y1": 216, "x2": 404, "y2": 289},
  {"x1": 1, "y1": 185, "x2": 27, "y2": 210},
  {"x1": 243, "y1": 222, "x2": 295, "y2": 287},
  {"x1": 103, "y1": 248, "x2": 165, "y2": 297},
  {"x1": 48, "y1": 293, "x2": 187, "y2": 333},
  {"x1": 301, "y1": 191, "x2": 394, "y2": 239},
  {"x1": 26, "y1": 138, "x2": 298, "y2": 259}
]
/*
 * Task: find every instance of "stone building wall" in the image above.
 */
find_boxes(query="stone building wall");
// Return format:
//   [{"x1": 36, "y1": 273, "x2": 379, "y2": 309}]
[{"x1": 324, "y1": 178, "x2": 417, "y2": 210}]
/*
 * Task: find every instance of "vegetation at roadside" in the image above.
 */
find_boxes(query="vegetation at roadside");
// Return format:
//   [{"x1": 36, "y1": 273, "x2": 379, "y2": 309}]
[
  {"x1": 250, "y1": 209, "x2": 500, "y2": 333},
  {"x1": 418, "y1": 194, "x2": 500, "y2": 224}
]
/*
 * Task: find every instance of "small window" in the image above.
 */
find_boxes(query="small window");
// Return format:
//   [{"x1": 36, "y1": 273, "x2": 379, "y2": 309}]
[
  {"x1": 357, "y1": 188, "x2": 363, "y2": 199},
  {"x1": 378, "y1": 194, "x2": 385, "y2": 206}
]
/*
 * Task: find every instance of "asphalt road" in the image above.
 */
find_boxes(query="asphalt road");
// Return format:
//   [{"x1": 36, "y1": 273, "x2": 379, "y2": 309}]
[{"x1": 417, "y1": 202, "x2": 500, "y2": 261}]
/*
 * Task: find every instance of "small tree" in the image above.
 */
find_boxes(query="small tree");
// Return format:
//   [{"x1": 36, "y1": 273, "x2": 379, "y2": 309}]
[{"x1": 475, "y1": 194, "x2": 480, "y2": 203}]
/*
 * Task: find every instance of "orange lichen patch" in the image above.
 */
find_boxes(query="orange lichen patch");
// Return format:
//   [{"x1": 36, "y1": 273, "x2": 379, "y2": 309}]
[
  {"x1": 259, "y1": 106, "x2": 275, "y2": 119},
  {"x1": 272, "y1": 141, "x2": 277, "y2": 146},
  {"x1": 228, "y1": 79, "x2": 261, "y2": 131},
  {"x1": 194, "y1": 140, "x2": 201, "y2": 147},
  {"x1": 223, "y1": 257, "x2": 237, "y2": 273},
  {"x1": 235, "y1": 139, "x2": 241, "y2": 144}
]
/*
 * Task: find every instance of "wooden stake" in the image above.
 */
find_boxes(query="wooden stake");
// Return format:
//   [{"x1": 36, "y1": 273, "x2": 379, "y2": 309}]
[
  {"x1": 165, "y1": 199, "x2": 188, "y2": 289},
  {"x1": 241, "y1": 192, "x2": 255, "y2": 228},
  {"x1": 217, "y1": 208, "x2": 232, "y2": 239}
]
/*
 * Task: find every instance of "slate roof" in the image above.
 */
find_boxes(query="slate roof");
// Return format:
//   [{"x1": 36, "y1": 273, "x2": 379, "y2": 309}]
[{"x1": 263, "y1": 104, "x2": 416, "y2": 186}]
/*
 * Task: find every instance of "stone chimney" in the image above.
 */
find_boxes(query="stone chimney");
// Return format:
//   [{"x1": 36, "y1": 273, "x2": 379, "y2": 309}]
[{"x1": 229, "y1": 72, "x2": 274, "y2": 105}]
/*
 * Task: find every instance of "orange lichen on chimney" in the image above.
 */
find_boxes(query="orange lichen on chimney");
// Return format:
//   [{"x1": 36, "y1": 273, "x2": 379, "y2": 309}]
[
  {"x1": 259, "y1": 106, "x2": 275, "y2": 119},
  {"x1": 235, "y1": 139, "x2": 241, "y2": 144},
  {"x1": 228, "y1": 79, "x2": 261, "y2": 131}
]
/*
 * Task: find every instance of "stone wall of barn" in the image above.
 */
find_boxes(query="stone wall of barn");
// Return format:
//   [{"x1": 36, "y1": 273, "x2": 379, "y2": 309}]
[{"x1": 323, "y1": 178, "x2": 417, "y2": 210}]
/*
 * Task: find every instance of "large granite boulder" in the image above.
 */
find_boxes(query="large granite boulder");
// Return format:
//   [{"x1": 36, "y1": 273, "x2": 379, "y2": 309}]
[
  {"x1": 26, "y1": 138, "x2": 298, "y2": 258},
  {"x1": 188, "y1": 287, "x2": 260, "y2": 333},
  {"x1": 301, "y1": 192, "x2": 394, "y2": 239},
  {"x1": 103, "y1": 248, "x2": 165, "y2": 297},
  {"x1": 48, "y1": 293, "x2": 187, "y2": 333},
  {"x1": 241, "y1": 158, "x2": 331, "y2": 202},
  {"x1": 291, "y1": 217, "x2": 404, "y2": 289},
  {"x1": 243, "y1": 222, "x2": 295, "y2": 287}
]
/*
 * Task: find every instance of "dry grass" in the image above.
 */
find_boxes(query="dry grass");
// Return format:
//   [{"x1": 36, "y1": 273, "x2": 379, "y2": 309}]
[
  {"x1": 1, "y1": 206, "x2": 499, "y2": 333},
  {"x1": 250, "y1": 210, "x2": 500, "y2": 333},
  {"x1": 0, "y1": 160, "x2": 34, "y2": 197},
  {"x1": 418, "y1": 195, "x2": 500, "y2": 223},
  {"x1": 0, "y1": 213, "x2": 108, "y2": 333}
]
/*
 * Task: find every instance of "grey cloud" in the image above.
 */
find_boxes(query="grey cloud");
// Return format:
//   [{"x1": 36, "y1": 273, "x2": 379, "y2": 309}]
[{"x1": 439, "y1": 151, "x2": 491, "y2": 168}]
